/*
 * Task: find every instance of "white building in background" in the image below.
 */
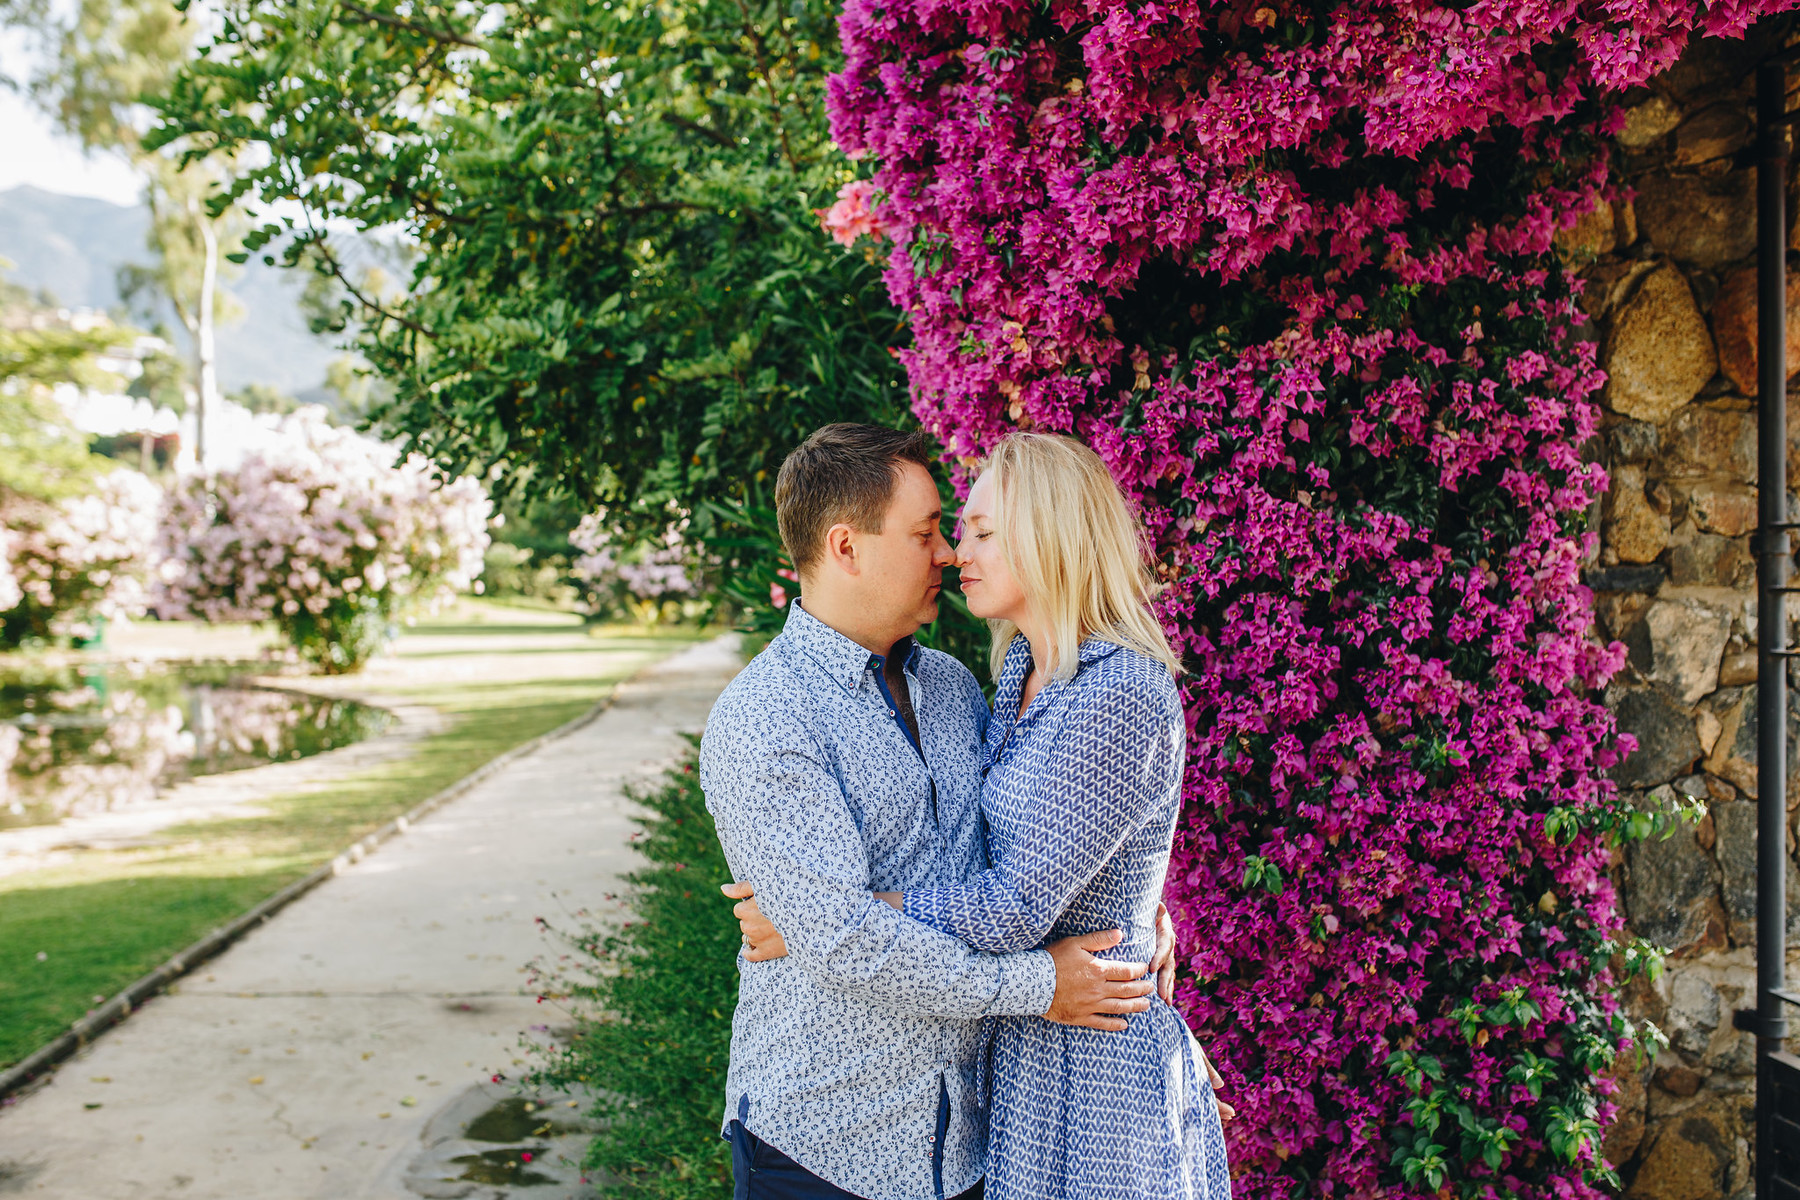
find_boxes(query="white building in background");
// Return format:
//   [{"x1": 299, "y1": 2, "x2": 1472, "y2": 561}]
[{"x1": 49, "y1": 307, "x2": 298, "y2": 472}]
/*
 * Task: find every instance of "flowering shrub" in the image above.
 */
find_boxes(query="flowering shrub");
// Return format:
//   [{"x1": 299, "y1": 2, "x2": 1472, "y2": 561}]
[
  {"x1": 156, "y1": 408, "x2": 491, "y2": 673},
  {"x1": 827, "y1": 1, "x2": 1793, "y2": 1195},
  {"x1": 0, "y1": 532, "x2": 21, "y2": 615},
  {"x1": 569, "y1": 511, "x2": 702, "y2": 623},
  {"x1": 0, "y1": 469, "x2": 163, "y2": 648},
  {"x1": 818, "y1": 180, "x2": 886, "y2": 248}
]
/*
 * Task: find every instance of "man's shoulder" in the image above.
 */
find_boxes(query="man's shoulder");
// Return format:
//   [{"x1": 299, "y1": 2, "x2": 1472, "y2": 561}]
[{"x1": 708, "y1": 635, "x2": 809, "y2": 731}]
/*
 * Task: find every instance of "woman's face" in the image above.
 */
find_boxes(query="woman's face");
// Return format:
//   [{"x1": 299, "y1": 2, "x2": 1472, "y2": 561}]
[{"x1": 954, "y1": 472, "x2": 1029, "y2": 623}]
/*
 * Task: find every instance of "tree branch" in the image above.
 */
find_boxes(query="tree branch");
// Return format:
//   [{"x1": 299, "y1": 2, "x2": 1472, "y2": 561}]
[
  {"x1": 662, "y1": 114, "x2": 737, "y2": 149},
  {"x1": 309, "y1": 234, "x2": 436, "y2": 339},
  {"x1": 337, "y1": 3, "x2": 483, "y2": 49}
]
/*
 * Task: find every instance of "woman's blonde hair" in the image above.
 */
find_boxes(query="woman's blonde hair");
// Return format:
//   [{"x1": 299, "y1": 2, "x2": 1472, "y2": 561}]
[{"x1": 980, "y1": 432, "x2": 1181, "y2": 682}]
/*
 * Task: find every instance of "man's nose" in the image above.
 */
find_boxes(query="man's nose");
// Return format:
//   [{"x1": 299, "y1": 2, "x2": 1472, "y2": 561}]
[{"x1": 932, "y1": 531, "x2": 957, "y2": 566}]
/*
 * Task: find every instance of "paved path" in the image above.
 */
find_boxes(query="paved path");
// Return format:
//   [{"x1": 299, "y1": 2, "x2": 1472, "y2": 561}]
[{"x1": 0, "y1": 636, "x2": 741, "y2": 1200}]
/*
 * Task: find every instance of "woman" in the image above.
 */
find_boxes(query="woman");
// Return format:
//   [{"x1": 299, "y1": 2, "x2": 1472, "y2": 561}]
[{"x1": 746, "y1": 432, "x2": 1232, "y2": 1199}]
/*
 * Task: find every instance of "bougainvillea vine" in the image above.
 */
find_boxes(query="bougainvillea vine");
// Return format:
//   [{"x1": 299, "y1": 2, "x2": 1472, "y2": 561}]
[{"x1": 826, "y1": 0, "x2": 1796, "y2": 1196}]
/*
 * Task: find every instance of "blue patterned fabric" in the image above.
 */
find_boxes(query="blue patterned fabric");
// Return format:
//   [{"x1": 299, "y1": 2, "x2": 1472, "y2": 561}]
[
  {"x1": 906, "y1": 635, "x2": 1234, "y2": 1200},
  {"x1": 701, "y1": 600, "x2": 1057, "y2": 1200}
]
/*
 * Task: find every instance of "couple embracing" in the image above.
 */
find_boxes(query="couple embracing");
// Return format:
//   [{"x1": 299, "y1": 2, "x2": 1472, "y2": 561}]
[{"x1": 700, "y1": 424, "x2": 1234, "y2": 1200}]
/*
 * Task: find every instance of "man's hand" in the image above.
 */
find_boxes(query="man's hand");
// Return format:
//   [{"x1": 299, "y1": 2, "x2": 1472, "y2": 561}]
[
  {"x1": 721, "y1": 882, "x2": 788, "y2": 961},
  {"x1": 1043, "y1": 929, "x2": 1153, "y2": 1031},
  {"x1": 1149, "y1": 901, "x2": 1177, "y2": 1004},
  {"x1": 1194, "y1": 1041, "x2": 1236, "y2": 1122}
]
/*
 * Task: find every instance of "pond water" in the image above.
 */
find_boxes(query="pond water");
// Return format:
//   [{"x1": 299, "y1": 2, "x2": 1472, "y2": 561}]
[{"x1": 0, "y1": 663, "x2": 394, "y2": 832}]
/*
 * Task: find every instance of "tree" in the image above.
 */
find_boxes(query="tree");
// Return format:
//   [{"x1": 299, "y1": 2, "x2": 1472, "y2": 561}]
[
  {"x1": 151, "y1": 0, "x2": 910, "y2": 537},
  {"x1": 0, "y1": 273, "x2": 162, "y2": 646},
  {"x1": 32, "y1": 0, "x2": 243, "y2": 464}
]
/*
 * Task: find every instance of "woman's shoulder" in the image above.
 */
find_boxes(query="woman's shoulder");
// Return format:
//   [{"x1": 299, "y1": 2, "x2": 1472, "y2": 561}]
[{"x1": 1073, "y1": 639, "x2": 1180, "y2": 712}]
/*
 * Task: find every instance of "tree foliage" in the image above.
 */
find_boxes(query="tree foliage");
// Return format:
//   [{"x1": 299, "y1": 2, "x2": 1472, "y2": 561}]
[{"x1": 153, "y1": 0, "x2": 912, "y2": 541}]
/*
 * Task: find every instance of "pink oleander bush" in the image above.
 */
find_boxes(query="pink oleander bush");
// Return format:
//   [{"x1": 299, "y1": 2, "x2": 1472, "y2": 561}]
[
  {"x1": 568, "y1": 510, "x2": 704, "y2": 622},
  {"x1": 828, "y1": 1, "x2": 1795, "y2": 1195},
  {"x1": 156, "y1": 408, "x2": 491, "y2": 673},
  {"x1": 0, "y1": 468, "x2": 162, "y2": 648}
]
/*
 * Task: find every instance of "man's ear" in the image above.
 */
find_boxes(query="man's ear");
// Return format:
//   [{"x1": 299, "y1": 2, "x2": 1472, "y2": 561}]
[{"x1": 821, "y1": 522, "x2": 859, "y2": 576}]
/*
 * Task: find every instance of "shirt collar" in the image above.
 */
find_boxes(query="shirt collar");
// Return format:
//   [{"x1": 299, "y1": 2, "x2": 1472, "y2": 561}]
[
  {"x1": 783, "y1": 598, "x2": 919, "y2": 693},
  {"x1": 1002, "y1": 632, "x2": 1125, "y2": 674}
]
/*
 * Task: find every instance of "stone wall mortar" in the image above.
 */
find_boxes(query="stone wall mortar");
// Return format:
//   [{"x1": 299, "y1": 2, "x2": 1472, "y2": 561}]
[{"x1": 1582, "y1": 33, "x2": 1800, "y2": 1200}]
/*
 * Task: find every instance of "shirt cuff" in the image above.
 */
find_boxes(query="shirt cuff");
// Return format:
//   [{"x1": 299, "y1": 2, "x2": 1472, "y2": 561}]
[{"x1": 989, "y1": 948, "x2": 1056, "y2": 1017}]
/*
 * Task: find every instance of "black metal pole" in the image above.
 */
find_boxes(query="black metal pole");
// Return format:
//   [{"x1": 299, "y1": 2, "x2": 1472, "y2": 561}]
[{"x1": 1756, "y1": 58, "x2": 1793, "y2": 1200}]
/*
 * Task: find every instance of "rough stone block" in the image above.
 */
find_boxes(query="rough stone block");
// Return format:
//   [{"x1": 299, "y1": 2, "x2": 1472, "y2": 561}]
[
  {"x1": 1624, "y1": 790, "x2": 1721, "y2": 954},
  {"x1": 1605, "y1": 264, "x2": 1719, "y2": 423},
  {"x1": 1635, "y1": 171, "x2": 1757, "y2": 270},
  {"x1": 1613, "y1": 686, "x2": 1704, "y2": 788},
  {"x1": 1666, "y1": 972, "x2": 1723, "y2": 1057},
  {"x1": 1666, "y1": 532, "x2": 1753, "y2": 589},
  {"x1": 1644, "y1": 598, "x2": 1731, "y2": 704},
  {"x1": 1709, "y1": 797, "x2": 1800, "y2": 946},
  {"x1": 1608, "y1": 465, "x2": 1673, "y2": 564},
  {"x1": 1673, "y1": 103, "x2": 1752, "y2": 166},
  {"x1": 1609, "y1": 419, "x2": 1661, "y2": 464},
  {"x1": 1718, "y1": 650, "x2": 1756, "y2": 687},
  {"x1": 1659, "y1": 404, "x2": 1755, "y2": 482},
  {"x1": 1556, "y1": 195, "x2": 1628, "y2": 263},
  {"x1": 1586, "y1": 563, "x2": 1668, "y2": 593},
  {"x1": 1627, "y1": 1101, "x2": 1735, "y2": 1194},
  {"x1": 1605, "y1": 1056, "x2": 1650, "y2": 1167},
  {"x1": 1619, "y1": 95, "x2": 1684, "y2": 148},
  {"x1": 1705, "y1": 687, "x2": 1759, "y2": 794},
  {"x1": 1685, "y1": 480, "x2": 1758, "y2": 537},
  {"x1": 1654, "y1": 1064, "x2": 1705, "y2": 1097},
  {"x1": 1713, "y1": 799, "x2": 1759, "y2": 944},
  {"x1": 1707, "y1": 265, "x2": 1800, "y2": 396}
]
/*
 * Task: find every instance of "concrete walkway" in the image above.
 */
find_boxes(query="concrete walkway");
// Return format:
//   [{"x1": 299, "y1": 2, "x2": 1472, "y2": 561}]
[{"x1": 0, "y1": 636, "x2": 741, "y2": 1200}]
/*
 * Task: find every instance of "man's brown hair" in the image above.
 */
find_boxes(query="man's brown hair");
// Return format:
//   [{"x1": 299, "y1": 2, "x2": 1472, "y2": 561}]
[{"x1": 775, "y1": 423, "x2": 934, "y2": 574}]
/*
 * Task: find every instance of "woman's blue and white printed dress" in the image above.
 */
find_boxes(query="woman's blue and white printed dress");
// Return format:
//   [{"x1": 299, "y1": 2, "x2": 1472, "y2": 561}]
[{"x1": 904, "y1": 636, "x2": 1232, "y2": 1200}]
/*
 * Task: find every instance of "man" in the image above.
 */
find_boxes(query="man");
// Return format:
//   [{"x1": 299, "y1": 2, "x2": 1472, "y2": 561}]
[{"x1": 700, "y1": 424, "x2": 1158, "y2": 1200}]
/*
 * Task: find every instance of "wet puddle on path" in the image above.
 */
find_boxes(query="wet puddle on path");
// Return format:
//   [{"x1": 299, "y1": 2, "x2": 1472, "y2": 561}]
[{"x1": 406, "y1": 1084, "x2": 603, "y2": 1199}]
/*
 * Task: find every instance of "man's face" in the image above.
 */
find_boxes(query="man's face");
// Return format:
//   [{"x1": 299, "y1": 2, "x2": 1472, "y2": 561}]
[{"x1": 848, "y1": 462, "x2": 956, "y2": 645}]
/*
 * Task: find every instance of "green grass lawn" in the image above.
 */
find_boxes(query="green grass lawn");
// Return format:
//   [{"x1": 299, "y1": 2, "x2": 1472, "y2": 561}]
[{"x1": 0, "y1": 611, "x2": 708, "y2": 1069}]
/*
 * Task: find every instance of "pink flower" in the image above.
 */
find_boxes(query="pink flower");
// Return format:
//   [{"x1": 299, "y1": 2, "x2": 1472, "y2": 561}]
[{"x1": 817, "y1": 180, "x2": 883, "y2": 247}]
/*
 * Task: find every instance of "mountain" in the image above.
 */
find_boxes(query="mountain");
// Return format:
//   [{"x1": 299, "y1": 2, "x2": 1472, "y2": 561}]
[{"x1": 0, "y1": 184, "x2": 344, "y2": 396}]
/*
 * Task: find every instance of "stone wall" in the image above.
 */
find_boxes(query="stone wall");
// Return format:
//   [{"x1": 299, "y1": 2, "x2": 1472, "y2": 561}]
[{"x1": 1573, "y1": 30, "x2": 1800, "y2": 1200}]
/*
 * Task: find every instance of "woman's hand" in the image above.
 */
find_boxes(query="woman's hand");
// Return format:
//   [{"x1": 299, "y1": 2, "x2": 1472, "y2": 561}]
[{"x1": 720, "y1": 882, "x2": 788, "y2": 961}]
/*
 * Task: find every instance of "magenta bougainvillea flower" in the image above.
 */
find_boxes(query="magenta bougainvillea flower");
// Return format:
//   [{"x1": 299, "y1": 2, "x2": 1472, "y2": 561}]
[{"x1": 826, "y1": 0, "x2": 1796, "y2": 1195}]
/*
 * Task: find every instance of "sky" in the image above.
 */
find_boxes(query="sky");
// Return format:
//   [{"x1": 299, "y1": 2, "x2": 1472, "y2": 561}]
[
  {"x1": 0, "y1": 88, "x2": 143, "y2": 205},
  {"x1": 0, "y1": 26, "x2": 144, "y2": 208}
]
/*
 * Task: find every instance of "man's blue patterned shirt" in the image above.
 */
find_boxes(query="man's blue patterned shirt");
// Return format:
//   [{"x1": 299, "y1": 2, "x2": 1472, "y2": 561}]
[{"x1": 700, "y1": 600, "x2": 1056, "y2": 1200}]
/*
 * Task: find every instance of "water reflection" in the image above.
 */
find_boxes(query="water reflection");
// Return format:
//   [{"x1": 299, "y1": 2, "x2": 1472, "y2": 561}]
[{"x1": 0, "y1": 664, "x2": 394, "y2": 830}]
